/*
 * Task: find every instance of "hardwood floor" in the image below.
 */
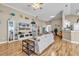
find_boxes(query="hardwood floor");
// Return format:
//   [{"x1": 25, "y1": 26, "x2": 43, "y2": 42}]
[
  {"x1": 11, "y1": 35, "x2": 79, "y2": 56},
  {"x1": 0, "y1": 41, "x2": 22, "y2": 56},
  {"x1": 0, "y1": 35, "x2": 79, "y2": 56}
]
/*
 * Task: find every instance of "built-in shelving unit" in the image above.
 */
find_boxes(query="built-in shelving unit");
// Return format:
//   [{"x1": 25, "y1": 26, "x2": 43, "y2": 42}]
[
  {"x1": 8, "y1": 20, "x2": 18, "y2": 42},
  {"x1": 17, "y1": 19, "x2": 38, "y2": 40},
  {"x1": 17, "y1": 20, "x2": 33, "y2": 40},
  {"x1": 31, "y1": 19, "x2": 37, "y2": 37},
  {"x1": 8, "y1": 17, "x2": 38, "y2": 43}
]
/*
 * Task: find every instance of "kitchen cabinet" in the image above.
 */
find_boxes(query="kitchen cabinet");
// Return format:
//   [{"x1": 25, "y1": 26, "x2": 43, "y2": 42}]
[{"x1": 35, "y1": 33, "x2": 54, "y2": 54}]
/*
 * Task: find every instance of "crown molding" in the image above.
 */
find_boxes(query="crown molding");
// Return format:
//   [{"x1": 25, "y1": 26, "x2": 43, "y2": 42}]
[{"x1": 1, "y1": 4, "x2": 35, "y2": 17}]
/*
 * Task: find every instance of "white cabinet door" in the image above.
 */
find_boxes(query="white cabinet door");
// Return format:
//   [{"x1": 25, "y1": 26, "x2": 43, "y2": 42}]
[
  {"x1": 37, "y1": 37, "x2": 45, "y2": 53},
  {"x1": 35, "y1": 33, "x2": 54, "y2": 54}
]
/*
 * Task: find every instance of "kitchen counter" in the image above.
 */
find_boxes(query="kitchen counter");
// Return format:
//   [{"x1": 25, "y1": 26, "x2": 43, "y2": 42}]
[
  {"x1": 63, "y1": 30, "x2": 79, "y2": 44},
  {"x1": 62, "y1": 30, "x2": 71, "y2": 41},
  {"x1": 71, "y1": 31, "x2": 79, "y2": 43}
]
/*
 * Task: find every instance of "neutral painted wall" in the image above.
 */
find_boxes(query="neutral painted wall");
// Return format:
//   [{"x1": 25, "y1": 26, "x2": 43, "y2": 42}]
[
  {"x1": 0, "y1": 4, "x2": 46, "y2": 42},
  {"x1": 65, "y1": 15, "x2": 79, "y2": 25},
  {"x1": 50, "y1": 11, "x2": 62, "y2": 32}
]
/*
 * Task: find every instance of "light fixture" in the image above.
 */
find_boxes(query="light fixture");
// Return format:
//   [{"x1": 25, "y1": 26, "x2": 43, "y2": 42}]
[
  {"x1": 50, "y1": 16, "x2": 55, "y2": 19},
  {"x1": 77, "y1": 11, "x2": 79, "y2": 15},
  {"x1": 50, "y1": 16, "x2": 55, "y2": 18},
  {"x1": 28, "y1": 3, "x2": 44, "y2": 10},
  {"x1": 76, "y1": 10, "x2": 79, "y2": 15}
]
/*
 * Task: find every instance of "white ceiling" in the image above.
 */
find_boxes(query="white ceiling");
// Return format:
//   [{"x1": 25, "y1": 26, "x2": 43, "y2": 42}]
[
  {"x1": 4, "y1": 3, "x2": 71, "y2": 21},
  {"x1": 71, "y1": 3, "x2": 79, "y2": 15}
]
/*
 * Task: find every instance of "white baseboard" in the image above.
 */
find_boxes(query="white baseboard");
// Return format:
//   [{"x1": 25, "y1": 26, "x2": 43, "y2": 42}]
[
  {"x1": 63, "y1": 38, "x2": 79, "y2": 44},
  {"x1": 0, "y1": 41, "x2": 8, "y2": 44}
]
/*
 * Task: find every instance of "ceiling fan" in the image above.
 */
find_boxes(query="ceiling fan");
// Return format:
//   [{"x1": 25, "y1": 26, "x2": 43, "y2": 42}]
[{"x1": 27, "y1": 3, "x2": 44, "y2": 10}]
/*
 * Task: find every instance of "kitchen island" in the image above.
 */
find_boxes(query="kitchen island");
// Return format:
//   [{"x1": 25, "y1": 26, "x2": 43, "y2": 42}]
[
  {"x1": 19, "y1": 32, "x2": 54, "y2": 55},
  {"x1": 34, "y1": 33, "x2": 54, "y2": 55}
]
